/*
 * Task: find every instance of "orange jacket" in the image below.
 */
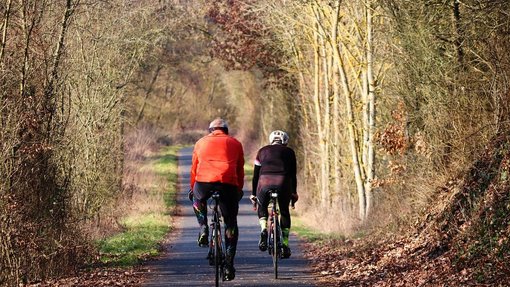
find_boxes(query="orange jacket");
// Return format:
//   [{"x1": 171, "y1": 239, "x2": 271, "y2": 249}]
[{"x1": 190, "y1": 130, "x2": 244, "y2": 191}]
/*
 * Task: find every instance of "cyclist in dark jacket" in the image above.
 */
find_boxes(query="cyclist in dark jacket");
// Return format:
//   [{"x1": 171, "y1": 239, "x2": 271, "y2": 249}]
[{"x1": 250, "y1": 130, "x2": 298, "y2": 258}]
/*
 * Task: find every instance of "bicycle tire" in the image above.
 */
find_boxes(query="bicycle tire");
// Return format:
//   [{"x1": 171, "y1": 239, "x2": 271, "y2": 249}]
[
  {"x1": 214, "y1": 221, "x2": 221, "y2": 287},
  {"x1": 268, "y1": 220, "x2": 273, "y2": 256},
  {"x1": 208, "y1": 224, "x2": 214, "y2": 266},
  {"x1": 272, "y1": 208, "x2": 279, "y2": 279}
]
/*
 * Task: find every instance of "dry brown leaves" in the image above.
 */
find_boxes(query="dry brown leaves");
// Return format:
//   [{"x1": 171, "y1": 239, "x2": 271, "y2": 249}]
[
  {"x1": 25, "y1": 267, "x2": 147, "y2": 287},
  {"x1": 302, "y1": 234, "x2": 469, "y2": 287}
]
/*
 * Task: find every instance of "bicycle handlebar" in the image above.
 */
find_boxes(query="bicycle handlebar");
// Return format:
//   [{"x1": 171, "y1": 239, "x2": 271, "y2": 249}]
[{"x1": 250, "y1": 193, "x2": 296, "y2": 210}]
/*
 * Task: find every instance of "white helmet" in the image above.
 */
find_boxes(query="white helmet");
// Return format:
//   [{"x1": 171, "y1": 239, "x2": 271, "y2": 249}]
[{"x1": 269, "y1": 130, "x2": 289, "y2": 145}]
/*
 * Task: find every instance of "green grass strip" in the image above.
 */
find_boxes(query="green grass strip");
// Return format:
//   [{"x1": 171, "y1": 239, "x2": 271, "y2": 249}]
[
  {"x1": 98, "y1": 213, "x2": 169, "y2": 266},
  {"x1": 153, "y1": 145, "x2": 181, "y2": 211},
  {"x1": 244, "y1": 161, "x2": 254, "y2": 178},
  {"x1": 97, "y1": 145, "x2": 180, "y2": 267},
  {"x1": 291, "y1": 217, "x2": 345, "y2": 244}
]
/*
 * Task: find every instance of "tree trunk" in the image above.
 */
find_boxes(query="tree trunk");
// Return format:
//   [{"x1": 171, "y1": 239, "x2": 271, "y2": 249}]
[
  {"x1": 0, "y1": 0, "x2": 12, "y2": 63},
  {"x1": 364, "y1": 0, "x2": 375, "y2": 220},
  {"x1": 331, "y1": 1, "x2": 342, "y2": 198},
  {"x1": 453, "y1": 0, "x2": 464, "y2": 68},
  {"x1": 45, "y1": 0, "x2": 75, "y2": 137},
  {"x1": 311, "y1": 11, "x2": 329, "y2": 208},
  {"x1": 136, "y1": 65, "x2": 162, "y2": 124}
]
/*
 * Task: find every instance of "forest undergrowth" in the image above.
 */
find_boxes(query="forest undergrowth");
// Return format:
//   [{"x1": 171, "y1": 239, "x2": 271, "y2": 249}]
[
  {"x1": 302, "y1": 131, "x2": 510, "y2": 286},
  {"x1": 26, "y1": 128, "x2": 181, "y2": 287}
]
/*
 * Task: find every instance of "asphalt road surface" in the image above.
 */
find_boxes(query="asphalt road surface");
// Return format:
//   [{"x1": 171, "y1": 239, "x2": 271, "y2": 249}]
[{"x1": 144, "y1": 147, "x2": 317, "y2": 287}]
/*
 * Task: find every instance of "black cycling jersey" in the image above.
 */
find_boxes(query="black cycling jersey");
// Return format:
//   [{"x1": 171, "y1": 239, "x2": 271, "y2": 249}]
[{"x1": 252, "y1": 144, "x2": 297, "y2": 195}]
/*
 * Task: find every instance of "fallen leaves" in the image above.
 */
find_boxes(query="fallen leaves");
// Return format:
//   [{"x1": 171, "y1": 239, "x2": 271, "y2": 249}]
[{"x1": 26, "y1": 267, "x2": 146, "y2": 287}]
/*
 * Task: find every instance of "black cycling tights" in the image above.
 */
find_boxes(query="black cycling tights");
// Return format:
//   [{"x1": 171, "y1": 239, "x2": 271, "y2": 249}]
[
  {"x1": 256, "y1": 179, "x2": 292, "y2": 230},
  {"x1": 193, "y1": 181, "x2": 239, "y2": 258}
]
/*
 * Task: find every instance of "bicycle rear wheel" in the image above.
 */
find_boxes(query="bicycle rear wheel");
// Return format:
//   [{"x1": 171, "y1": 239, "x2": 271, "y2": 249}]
[
  {"x1": 272, "y1": 215, "x2": 279, "y2": 279},
  {"x1": 214, "y1": 222, "x2": 221, "y2": 287}
]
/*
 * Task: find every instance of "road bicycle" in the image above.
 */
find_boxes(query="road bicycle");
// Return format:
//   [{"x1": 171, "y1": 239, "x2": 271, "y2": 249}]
[
  {"x1": 206, "y1": 191, "x2": 225, "y2": 287},
  {"x1": 251, "y1": 189, "x2": 296, "y2": 279}
]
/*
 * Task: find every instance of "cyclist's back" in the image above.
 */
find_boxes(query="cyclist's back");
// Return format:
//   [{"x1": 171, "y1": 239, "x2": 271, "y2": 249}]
[
  {"x1": 255, "y1": 144, "x2": 296, "y2": 177},
  {"x1": 191, "y1": 130, "x2": 244, "y2": 187}
]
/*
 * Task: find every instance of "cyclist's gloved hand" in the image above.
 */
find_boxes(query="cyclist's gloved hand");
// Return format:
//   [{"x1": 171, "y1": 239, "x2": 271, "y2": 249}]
[
  {"x1": 291, "y1": 193, "x2": 299, "y2": 204},
  {"x1": 249, "y1": 195, "x2": 257, "y2": 205},
  {"x1": 188, "y1": 189, "x2": 194, "y2": 202}
]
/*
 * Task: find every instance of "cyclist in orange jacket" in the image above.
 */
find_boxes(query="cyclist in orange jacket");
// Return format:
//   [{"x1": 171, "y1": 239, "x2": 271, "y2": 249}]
[
  {"x1": 189, "y1": 118, "x2": 244, "y2": 281},
  {"x1": 250, "y1": 130, "x2": 298, "y2": 259}
]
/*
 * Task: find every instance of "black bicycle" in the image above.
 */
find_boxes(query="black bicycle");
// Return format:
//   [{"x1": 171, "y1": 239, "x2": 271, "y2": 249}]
[
  {"x1": 267, "y1": 189, "x2": 283, "y2": 279},
  {"x1": 206, "y1": 191, "x2": 225, "y2": 286}
]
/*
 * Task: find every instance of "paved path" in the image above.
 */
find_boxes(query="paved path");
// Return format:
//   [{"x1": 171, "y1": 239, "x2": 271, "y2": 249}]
[{"x1": 144, "y1": 147, "x2": 316, "y2": 286}]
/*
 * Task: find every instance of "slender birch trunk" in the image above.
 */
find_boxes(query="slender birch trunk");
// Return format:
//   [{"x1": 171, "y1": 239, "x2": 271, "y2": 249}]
[
  {"x1": 364, "y1": 0, "x2": 375, "y2": 220},
  {"x1": 331, "y1": 1, "x2": 342, "y2": 199},
  {"x1": 320, "y1": 25, "x2": 331, "y2": 208}
]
